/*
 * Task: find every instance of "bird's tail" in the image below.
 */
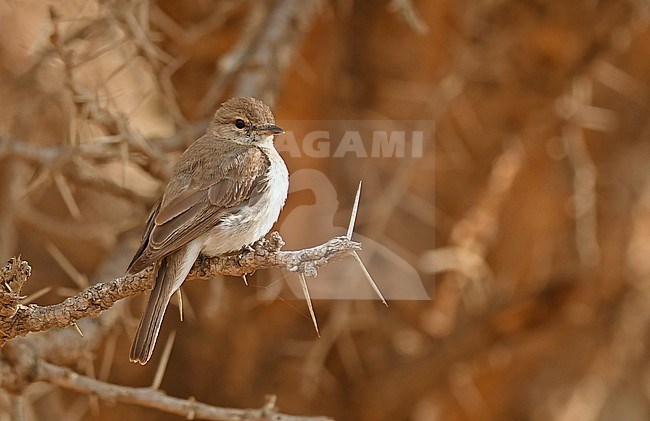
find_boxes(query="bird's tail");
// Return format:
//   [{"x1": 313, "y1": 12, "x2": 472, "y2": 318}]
[
  {"x1": 129, "y1": 257, "x2": 173, "y2": 365},
  {"x1": 130, "y1": 242, "x2": 200, "y2": 365}
]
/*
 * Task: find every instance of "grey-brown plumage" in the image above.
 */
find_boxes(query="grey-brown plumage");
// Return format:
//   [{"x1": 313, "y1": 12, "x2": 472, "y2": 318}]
[{"x1": 127, "y1": 97, "x2": 288, "y2": 365}]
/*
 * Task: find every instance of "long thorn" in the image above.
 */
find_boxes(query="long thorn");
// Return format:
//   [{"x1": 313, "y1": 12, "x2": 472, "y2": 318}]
[
  {"x1": 152, "y1": 330, "x2": 176, "y2": 390},
  {"x1": 177, "y1": 288, "x2": 184, "y2": 322},
  {"x1": 22, "y1": 286, "x2": 52, "y2": 304},
  {"x1": 352, "y1": 251, "x2": 388, "y2": 306},
  {"x1": 46, "y1": 242, "x2": 88, "y2": 289},
  {"x1": 298, "y1": 273, "x2": 320, "y2": 336},
  {"x1": 347, "y1": 181, "x2": 362, "y2": 240},
  {"x1": 72, "y1": 322, "x2": 84, "y2": 337},
  {"x1": 53, "y1": 173, "x2": 82, "y2": 220}
]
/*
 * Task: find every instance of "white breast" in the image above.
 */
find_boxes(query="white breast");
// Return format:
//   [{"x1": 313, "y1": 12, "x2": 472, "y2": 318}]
[{"x1": 199, "y1": 141, "x2": 289, "y2": 256}]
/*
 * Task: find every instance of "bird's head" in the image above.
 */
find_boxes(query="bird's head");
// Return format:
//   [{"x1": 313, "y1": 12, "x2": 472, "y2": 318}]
[{"x1": 208, "y1": 97, "x2": 284, "y2": 146}]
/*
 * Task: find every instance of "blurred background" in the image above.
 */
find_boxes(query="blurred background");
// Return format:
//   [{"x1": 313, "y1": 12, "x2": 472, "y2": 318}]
[{"x1": 1, "y1": 0, "x2": 650, "y2": 420}]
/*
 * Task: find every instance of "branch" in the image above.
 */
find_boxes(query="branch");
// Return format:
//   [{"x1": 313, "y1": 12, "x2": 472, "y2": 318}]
[
  {"x1": 197, "y1": 0, "x2": 321, "y2": 114},
  {"x1": 388, "y1": 0, "x2": 429, "y2": 34},
  {"x1": 230, "y1": 0, "x2": 322, "y2": 106},
  {"x1": 35, "y1": 360, "x2": 331, "y2": 421},
  {"x1": 0, "y1": 339, "x2": 331, "y2": 420},
  {"x1": 0, "y1": 233, "x2": 360, "y2": 345}
]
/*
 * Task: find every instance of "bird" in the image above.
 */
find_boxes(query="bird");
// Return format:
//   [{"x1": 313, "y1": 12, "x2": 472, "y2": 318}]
[{"x1": 126, "y1": 97, "x2": 289, "y2": 365}]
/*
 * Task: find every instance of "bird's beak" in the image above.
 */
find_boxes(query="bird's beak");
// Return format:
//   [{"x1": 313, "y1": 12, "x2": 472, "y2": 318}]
[{"x1": 256, "y1": 124, "x2": 284, "y2": 136}]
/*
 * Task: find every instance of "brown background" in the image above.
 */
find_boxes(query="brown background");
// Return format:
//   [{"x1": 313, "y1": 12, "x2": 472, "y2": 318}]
[{"x1": 1, "y1": 0, "x2": 650, "y2": 420}]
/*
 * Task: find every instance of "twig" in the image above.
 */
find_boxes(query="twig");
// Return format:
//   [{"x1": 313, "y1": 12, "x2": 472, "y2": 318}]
[
  {"x1": 299, "y1": 301, "x2": 353, "y2": 396},
  {"x1": 17, "y1": 202, "x2": 120, "y2": 250},
  {"x1": 558, "y1": 77, "x2": 603, "y2": 268},
  {"x1": 9, "y1": 359, "x2": 331, "y2": 421},
  {"x1": 21, "y1": 287, "x2": 52, "y2": 305},
  {"x1": 421, "y1": 141, "x2": 525, "y2": 336},
  {"x1": 198, "y1": 0, "x2": 321, "y2": 114},
  {"x1": 45, "y1": 242, "x2": 88, "y2": 289},
  {"x1": 11, "y1": 394, "x2": 25, "y2": 421},
  {"x1": 151, "y1": 330, "x2": 176, "y2": 390},
  {"x1": 0, "y1": 135, "x2": 155, "y2": 203},
  {"x1": 554, "y1": 166, "x2": 650, "y2": 421},
  {"x1": 388, "y1": 0, "x2": 429, "y2": 34},
  {"x1": 230, "y1": 0, "x2": 322, "y2": 106},
  {"x1": 53, "y1": 173, "x2": 82, "y2": 220}
]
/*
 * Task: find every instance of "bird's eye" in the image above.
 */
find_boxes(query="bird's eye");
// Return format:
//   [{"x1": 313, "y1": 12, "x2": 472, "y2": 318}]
[{"x1": 235, "y1": 119, "x2": 246, "y2": 129}]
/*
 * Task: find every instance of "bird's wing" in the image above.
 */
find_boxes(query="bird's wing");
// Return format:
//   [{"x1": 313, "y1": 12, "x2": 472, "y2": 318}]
[{"x1": 127, "y1": 145, "x2": 269, "y2": 274}]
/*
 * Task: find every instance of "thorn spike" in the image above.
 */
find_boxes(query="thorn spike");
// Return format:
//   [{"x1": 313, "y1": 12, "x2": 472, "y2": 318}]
[
  {"x1": 298, "y1": 273, "x2": 320, "y2": 336},
  {"x1": 347, "y1": 181, "x2": 362, "y2": 240},
  {"x1": 352, "y1": 251, "x2": 387, "y2": 306}
]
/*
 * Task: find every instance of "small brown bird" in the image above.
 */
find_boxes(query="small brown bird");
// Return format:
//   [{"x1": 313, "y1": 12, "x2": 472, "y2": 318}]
[{"x1": 127, "y1": 97, "x2": 288, "y2": 365}]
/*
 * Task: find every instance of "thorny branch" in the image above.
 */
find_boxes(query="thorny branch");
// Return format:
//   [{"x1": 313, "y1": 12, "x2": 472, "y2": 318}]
[{"x1": 0, "y1": 233, "x2": 360, "y2": 345}]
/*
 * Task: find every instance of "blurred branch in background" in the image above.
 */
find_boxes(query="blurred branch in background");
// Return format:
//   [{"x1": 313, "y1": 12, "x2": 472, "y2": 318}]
[
  {"x1": 420, "y1": 141, "x2": 525, "y2": 337},
  {"x1": 2, "y1": 0, "x2": 650, "y2": 420},
  {"x1": 195, "y1": 0, "x2": 322, "y2": 114}
]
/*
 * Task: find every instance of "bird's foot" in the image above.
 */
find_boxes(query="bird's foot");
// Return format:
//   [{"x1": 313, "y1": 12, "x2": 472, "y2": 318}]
[
  {"x1": 252, "y1": 232, "x2": 285, "y2": 253},
  {"x1": 235, "y1": 252, "x2": 247, "y2": 267}
]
